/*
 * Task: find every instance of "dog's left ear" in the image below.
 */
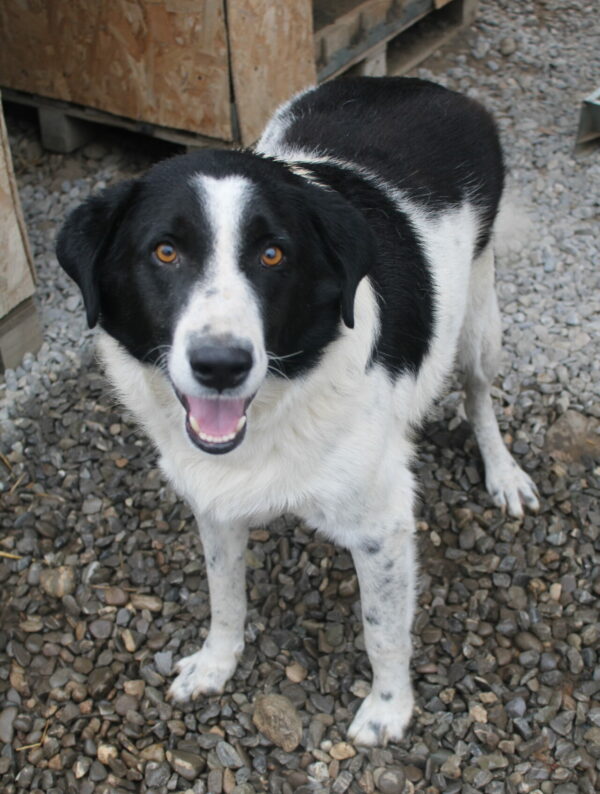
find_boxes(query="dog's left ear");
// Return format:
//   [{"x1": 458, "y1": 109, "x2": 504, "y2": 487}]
[
  {"x1": 56, "y1": 180, "x2": 137, "y2": 328},
  {"x1": 307, "y1": 186, "x2": 376, "y2": 328}
]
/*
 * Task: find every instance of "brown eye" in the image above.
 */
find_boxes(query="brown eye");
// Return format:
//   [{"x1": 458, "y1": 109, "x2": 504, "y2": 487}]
[
  {"x1": 261, "y1": 245, "x2": 284, "y2": 267},
  {"x1": 155, "y1": 243, "x2": 178, "y2": 264}
]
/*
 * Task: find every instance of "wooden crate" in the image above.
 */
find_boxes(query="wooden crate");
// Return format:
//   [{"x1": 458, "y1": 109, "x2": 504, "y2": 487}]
[
  {"x1": 0, "y1": 0, "x2": 476, "y2": 150},
  {"x1": 0, "y1": 0, "x2": 316, "y2": 149},
  {"x1": 0, "y1": 92, "x2": 41, "y2": 372}
]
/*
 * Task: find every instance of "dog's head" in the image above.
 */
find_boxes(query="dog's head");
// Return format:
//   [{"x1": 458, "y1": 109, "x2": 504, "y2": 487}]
[{"x1": 56, "y1": 150, "x2": 374, "y2": 454}]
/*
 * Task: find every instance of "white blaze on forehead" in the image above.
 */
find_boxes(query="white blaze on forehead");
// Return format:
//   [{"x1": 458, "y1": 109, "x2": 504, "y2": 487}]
[
  {"x1": 195, "y1": 174, "x2": 251, "y2": 276},
  {"x1": 168, "y1": 173, "x2": 268, "y2": 399}
]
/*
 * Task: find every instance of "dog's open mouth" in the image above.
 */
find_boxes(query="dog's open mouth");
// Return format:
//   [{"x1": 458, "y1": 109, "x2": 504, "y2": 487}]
[{"x1": 179, "y1": 393, "x2": 250, "y2": 454}]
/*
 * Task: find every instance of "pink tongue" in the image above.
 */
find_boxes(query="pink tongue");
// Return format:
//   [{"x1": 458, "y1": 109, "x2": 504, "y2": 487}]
[{"x1": 186, "y1": 396, "x2": 246, "y2": 437}]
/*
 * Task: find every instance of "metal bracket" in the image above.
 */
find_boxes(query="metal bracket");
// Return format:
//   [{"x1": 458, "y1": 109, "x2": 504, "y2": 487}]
[{"x1": 576, "y1": 87, "x2": 600, "y2": 145}]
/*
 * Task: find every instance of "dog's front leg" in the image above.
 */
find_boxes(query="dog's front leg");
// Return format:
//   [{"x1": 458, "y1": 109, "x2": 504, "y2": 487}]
[
  {"x1": 168, "y1": 518, "x2": 248, "y2": 703},
  {"x1": 347, "y1": 519, "x2": 416, "y2": 746}
]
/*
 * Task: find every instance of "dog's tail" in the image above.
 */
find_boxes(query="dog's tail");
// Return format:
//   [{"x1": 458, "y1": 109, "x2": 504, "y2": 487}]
[{"x1": 493, "y1": 189, "x2": 533, "y2": 259}]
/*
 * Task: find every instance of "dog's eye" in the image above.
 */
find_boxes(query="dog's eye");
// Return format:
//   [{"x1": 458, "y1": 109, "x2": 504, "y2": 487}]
[
  {"x1": 154, "y1": 243, "x2": 178, "y2": 264},
  {"x1": 261, "y1": 246, "x2": 284, "y2": 267}
]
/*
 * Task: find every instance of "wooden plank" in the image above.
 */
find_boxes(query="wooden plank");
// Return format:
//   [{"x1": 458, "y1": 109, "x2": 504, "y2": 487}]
[
  {"x1": 315, "y1": 0, "x2": 435, "y2": 81},
  {"x1": 387, "y1": 0, "x2": 470, "y2": 74},
  {"x1": 3, "y1": 88, "x2": 236, "y2": 151},
  {"x1": 0, "y1": 298, "x2": 42, "y2": 372},
  {"x1": 0, "y1": 95, "x2": 36, "y2": 321},
  {"x1": 227, "y1": 0, "x2": 316, "y2": 146},
  {"x1": 0, "y1": 1, "x2": 233, "y2": 141}
]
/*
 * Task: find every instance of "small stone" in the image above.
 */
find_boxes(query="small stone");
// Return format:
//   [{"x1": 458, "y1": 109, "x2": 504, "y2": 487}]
[
  {"x1": 140, "y1": 744, "x2": 166, "y2": 762},
  {"x1": 440, "y1": 754, "x2": 462, "y2": 779},
  {"x1": 123, "y1": 679, "x2": 145, "y2": 697},
  {"x1": 252, "y1": 694, "x2": 303, "y2": 752},
  {"x1": 285, "y1": 661, "x2": 307, "y2": 683},
  {"x1": 97, "y1": 744, "x2": 118, "y2": 764},
  {"x1": 470, "y1": 703, "x2": 488, "y2": 723},
  {"x1": 373, "y1": 767, "x2": 406, "y2": 794},
  {"x1": 88, "y1": 667, "x2": 116, "y2": 698},
  {"x1": 103, "y1": 586, "x2": 129, "y2": 606},
  {"x1": 144, "y1": 761, "x2": 171, "y2": 789},
  {"x1": 506, "y1": 697, "x2": 527, "y2": 719},
  {"x1": 0, "y1": 706, "x2": 17, "y2": 744},
  {"x1": 154, "y1": 651, "x2": 172, "y2": 676},
  {"x1": 40, "y1": 566, "x2": 76, "y2": 598},
  {"x1": 330, "y1": 741, "x2": 356, "y2": 760},
  {"x1": 73, "y1": 756, "x2": 92, "y2": 778},
  {"x1": 216, "y1": 741, "x2": 243, "y2": 768},
  {"x1": 130, "y1": 594, "x2": 163, "y2": 612},
  {"x1": 545, "y1": 411, "x2": 600, "y2": 462},
  {"x1": 499, "y1": 36, "x2": 517, "y2": 56},
  {"x1": 324, "y1": 623, "x2": 344, "y2": 647},
  {"x1": 166, "y1": 749, "x2": 206, "y2": 781},
  {"x1": 515, "y1": 632, "x2": 543, "y2": 653},
  {"x1": 115, "y1": 693, "x2": 139, "y2": 716},
  {"x1": 332, "y1": 770, "x2": 353, "y2": 793},
  {"x1": 89, "y1": 760, "x2": 107, "y2": 782},
  {"x1": 89, "y1": 619, "x2": 112, "y2": 639},
  {"x1": 82, "y1": 496, "x2": 103, "y2": 514},
  {"x1": 121, "y1": 629, "x2": 137, "y2": 652},
  {"x1": 350, "y1": 680, "x2": 370, "y2": 698}
]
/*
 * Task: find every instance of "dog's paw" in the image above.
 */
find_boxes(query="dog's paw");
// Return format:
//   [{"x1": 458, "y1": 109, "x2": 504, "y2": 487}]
[
  {"x1": 486, "y1": 457, "x2": 540, "y2": 518},
  {"x1": 347, "y1": 688, "x2": 414, "y2": 747},
  {"x1": 167, "y1": 646, "x2": 240, "y2": 704}
]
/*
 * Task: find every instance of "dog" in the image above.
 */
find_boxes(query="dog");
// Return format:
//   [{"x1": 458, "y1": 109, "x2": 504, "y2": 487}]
[{"x1": 56, "y1": 76, "x2": 539, "y2": 746}]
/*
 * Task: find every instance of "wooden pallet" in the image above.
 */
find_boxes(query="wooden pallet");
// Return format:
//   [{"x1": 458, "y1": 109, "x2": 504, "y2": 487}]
[
  {"x1": 0, "y1": 93, "x2": 41, "y2": 372},
  {"x1": 316, "y1": 0, "x2": 478, "y2": 79},
  {"x1": 1, "y1": 0, "x2": 477, "y2": 153}
]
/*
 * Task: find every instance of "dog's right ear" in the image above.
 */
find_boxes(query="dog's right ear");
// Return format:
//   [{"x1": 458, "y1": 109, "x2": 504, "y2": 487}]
[{"x1": 56, "y1": 180, "x2": 137, "y2": 328}]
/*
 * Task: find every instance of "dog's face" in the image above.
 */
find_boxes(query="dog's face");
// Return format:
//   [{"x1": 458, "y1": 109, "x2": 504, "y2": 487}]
[{"x1": 57, "y1": 151, "x2": 374, "y2": 454}]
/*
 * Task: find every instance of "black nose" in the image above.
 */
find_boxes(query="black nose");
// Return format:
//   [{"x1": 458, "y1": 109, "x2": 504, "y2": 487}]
[{"x1": 189, "y1": 345, "x2": 253, "y2": 391}]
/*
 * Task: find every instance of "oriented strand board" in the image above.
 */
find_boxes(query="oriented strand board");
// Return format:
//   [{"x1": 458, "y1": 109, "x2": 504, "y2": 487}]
[
  {"x1": 0, "y1": 96, "x2": 35, "y2": 320},
  {"x1": 0, "y1": 1, "x2": 233, "y2": 141},
  {"x1": 226, "y1": 0, "x2": 316, "y2": 146}
]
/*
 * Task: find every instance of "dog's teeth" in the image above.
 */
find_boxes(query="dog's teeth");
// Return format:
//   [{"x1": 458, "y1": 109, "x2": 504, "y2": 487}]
[
  {"x1": 190, "y1": 420, "x2": 243, "y2": 444},
  {"x1": 189, "y1": 416, "x2": 201, "y2": 434}
]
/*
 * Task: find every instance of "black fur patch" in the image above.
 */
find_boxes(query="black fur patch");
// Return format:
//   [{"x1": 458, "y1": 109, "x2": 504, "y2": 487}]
[{"x1": 279, "y1": 76, "x2": 504, "y2": 254}]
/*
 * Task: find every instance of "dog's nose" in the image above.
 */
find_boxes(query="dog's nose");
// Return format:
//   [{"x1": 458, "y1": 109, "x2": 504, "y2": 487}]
[{"x1": 189, "y1": 345, "x2": 253, "y2": 391}]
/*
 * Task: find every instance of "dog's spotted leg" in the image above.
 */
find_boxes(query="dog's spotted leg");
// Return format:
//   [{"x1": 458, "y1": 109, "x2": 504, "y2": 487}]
[
  {"x1": 347, "y1": 521, "x2": 416, "y2": 746},
  {"x1": 459, "y1": 243, "x2": 539, "y2": 518},
  {"x1": 168, "y1": 519, "x2": 248, "y2": 703}
]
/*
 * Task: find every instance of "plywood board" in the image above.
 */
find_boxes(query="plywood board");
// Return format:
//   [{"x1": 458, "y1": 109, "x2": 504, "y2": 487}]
[
  {"x1": 227, "y1": 0, "x2": 316, "y2": 146},
  {"x1": 0, "y1": 97, "x2": 35, "y2": 320},
  {"x1": 0, "y1": 1, "x2": 233, "y2": 141}
]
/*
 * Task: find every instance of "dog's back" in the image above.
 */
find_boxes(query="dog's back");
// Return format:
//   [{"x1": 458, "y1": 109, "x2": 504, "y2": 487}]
[{"x1": 259, "y1": 77, "x2": 504, "y2": 246}]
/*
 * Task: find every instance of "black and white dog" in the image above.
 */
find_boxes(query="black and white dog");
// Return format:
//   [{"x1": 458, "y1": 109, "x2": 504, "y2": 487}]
[{"x1": 57, "y1": 77, "x2": 539, "y2": 746}]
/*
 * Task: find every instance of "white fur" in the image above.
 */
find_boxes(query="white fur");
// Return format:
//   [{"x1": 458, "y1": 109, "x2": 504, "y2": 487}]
[
  {"x1": 169, "y1": 176, "x2": 268, "y2": 401},
  {"x1": 97, "y1": 126, "x2": 538, "y2": 746}
]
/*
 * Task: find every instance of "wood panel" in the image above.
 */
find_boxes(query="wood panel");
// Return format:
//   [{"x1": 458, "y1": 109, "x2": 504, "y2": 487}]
[
  {"x1": 227, "y1": 0, "x2": 316, "y2": 146},
  {"x1": 0, "y1": 0, "x2": 233, "y2": 141},
  {"x1": 0, "y1": 96, "x2": 35, "y2": 320}
]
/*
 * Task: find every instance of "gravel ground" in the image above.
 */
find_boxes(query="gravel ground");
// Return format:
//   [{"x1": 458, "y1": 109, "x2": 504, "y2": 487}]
[{"x1": 1, "y1": 1, "x2": 599, "y2": 792}]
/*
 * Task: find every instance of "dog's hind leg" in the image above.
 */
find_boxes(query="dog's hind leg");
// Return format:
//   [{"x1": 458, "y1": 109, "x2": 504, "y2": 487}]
[
  {"x1": 168, "y1": 517, "x2": 248, "y2": 703},
  {"x1": 457, "y1": 243, "x2": 539, "y2": 517}
]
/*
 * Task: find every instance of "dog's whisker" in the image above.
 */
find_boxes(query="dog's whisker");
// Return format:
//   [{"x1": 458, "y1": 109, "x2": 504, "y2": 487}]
[{"x1": 266, "y1": 349, "x2": 304, "y2": 362}]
